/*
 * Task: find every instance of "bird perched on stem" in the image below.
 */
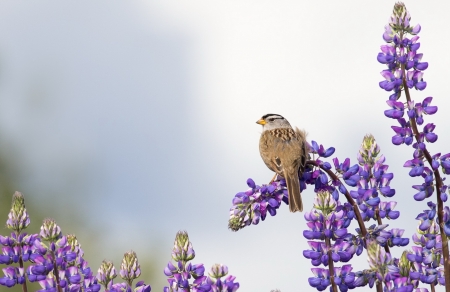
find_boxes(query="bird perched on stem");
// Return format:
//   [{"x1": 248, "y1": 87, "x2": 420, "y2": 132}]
[{"x1": 256, "y1": 114, "x2": 307, "y2": 212}]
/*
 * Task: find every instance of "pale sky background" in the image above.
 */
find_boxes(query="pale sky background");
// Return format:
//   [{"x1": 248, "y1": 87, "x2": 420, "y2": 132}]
[{"x1": 0, "y1": 1, "x2": 449, "y2": 291}]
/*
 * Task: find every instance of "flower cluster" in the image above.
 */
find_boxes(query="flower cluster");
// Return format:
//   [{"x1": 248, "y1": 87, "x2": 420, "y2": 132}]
[
  {"x1": 378, "y1": 2, "x2": 424, "y2": 98},
  {"x1": 0, "y1": 192, "x2": 153, "y2": 292},
  {"x1": 228, "y1": 178, "x2": 287, "y2": 232},
  {"x1": 97, "y1": 252, "x2": 151, "y2": 292},
  {"x1": 163, "y1": 231, "x2": 239, "y2": 291},
  {"x1": 305, "y1": 190, "x2": 358, "y2": 291},
  {"x1": 0, "y1": 190, "x2": 238, "y2": 292}
]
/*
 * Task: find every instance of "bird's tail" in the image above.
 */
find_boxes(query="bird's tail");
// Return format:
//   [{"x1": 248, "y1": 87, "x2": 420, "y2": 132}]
[{"x1": 285, "y1": 172, "x2": 303, "y2": 212}]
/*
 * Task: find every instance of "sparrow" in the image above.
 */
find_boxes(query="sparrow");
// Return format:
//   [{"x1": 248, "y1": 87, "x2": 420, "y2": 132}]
[{"x1": 257, "y1": 114, "x2": 307, "y2": 212}]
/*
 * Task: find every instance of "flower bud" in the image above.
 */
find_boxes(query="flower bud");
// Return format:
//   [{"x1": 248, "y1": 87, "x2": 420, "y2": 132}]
[
  {"x1": 40, "y1": 219, "x2": 62, "y2": 242},
  {"x1": 120, "y1": 251, "x2": 141, "y2": 285},
  {"x1": 208, "y1": 264, "x2": 228, "y2": 279},
  {"x1": 313, "y1": 191, "x2": 336, "y2": 215},
  {"x1": 172, "y1": 231, "x2": 195, "y2": 263},
  {"x1": 357, "y1": 134, "x2": 380, "y2": 167},
  {"x1": 97, "y1": 260, "x2": 117, "y2": 289},
  {"x1": 6, "y1": 192, "x2": 30, "y2": 232}
]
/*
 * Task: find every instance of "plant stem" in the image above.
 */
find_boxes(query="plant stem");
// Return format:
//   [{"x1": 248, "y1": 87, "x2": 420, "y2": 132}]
[
  {"x1": 49, "y1": 249, "x2": 63, "y2": 292},
  {"x1": 325, "y1": 237, "x2": 338, "y2": 292},
  {"x1": 16, "y1": 231, "x2": 28, "y2": 292}
]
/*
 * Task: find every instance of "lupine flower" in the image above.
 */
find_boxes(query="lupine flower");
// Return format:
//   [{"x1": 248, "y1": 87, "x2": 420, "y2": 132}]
[
  {"x1": 40, "y1": 218, "x2": 62, "y2": 242},
  {"x1": 333, "y1": 265, "x2": 355, "y2": 292},
  {"x1": 383, "y1": 277, "x2": 414, "y2": 292},
  {"x1": 391, "y1": 118, "x2": 413, "y2": 146},
  {"x1": 6, "y1": 191, "x2": 30, "y2": 233},
  {"x1": 120, "y1": 251, "x2": 141, "y2": 286},
  {"x1": 367, "y1": 240, "x2": 393, "y2": 282},
  {"x1": 308, "y1": 268, "x2": 330, "y2": 291},
  {"x1": 172, "y1": 231, "x2": 195, "y2": 263},
  {"x1": 388, "y1": 251, "x2": 412, "y2": 278},
  {"x1": 228, "y1": 178, "x2": 286, "y2": 231},
  {"x1": 164, "y1": 232, "x2": 238, "y2": 292},
  {"x1": 97, "y1": 260, "x2": 117, "y2": 289},
  {"x1": 209, "y1": 264, "x2": 228, "y2": 279},
  {"x1": 0, "y1": 267, "x2": 25, "y2": 287}
]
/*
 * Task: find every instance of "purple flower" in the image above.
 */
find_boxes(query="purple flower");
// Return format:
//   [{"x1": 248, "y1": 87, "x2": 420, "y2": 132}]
[
  {"x1": 391, "y1": 118, "x2": 413, "y2": 146},
  {"x1": 164, "y1": 232, "x2": 239, "y2": 292},
  {"x1": 308, "y1": 268, "x2": 330, "y2": 290},
  {"x1": 228, "y1": 178, "x2": 286, "y2": 231},
  {"x1": 0, "y1": 267, "x2": 25, "y2": 288},
  {"x1": 384, "y1": 100, "x2": 404, "y2": 119},
  {"x1": 403, "y1": 158, "x2": 424, "y2": 177},
  {"x1": 333, "y1": 265, "x2": 355, "y2": 292},
  {"x1": 310, "y1": 141, "x2": 335, "y2": 158},
  {"x1": 440, "y1": 153, "x2": 450, "y2": 174}
]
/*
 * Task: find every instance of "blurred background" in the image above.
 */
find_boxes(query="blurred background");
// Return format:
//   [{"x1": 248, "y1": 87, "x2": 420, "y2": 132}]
[{"x1": 0, "y1": 1, "x2": 449, "y2": 291}]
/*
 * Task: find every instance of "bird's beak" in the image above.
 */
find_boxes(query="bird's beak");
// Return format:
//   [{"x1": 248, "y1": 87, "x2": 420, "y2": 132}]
[{"x1": 256, "y1": 119, "x2": 266, "y2": 125}]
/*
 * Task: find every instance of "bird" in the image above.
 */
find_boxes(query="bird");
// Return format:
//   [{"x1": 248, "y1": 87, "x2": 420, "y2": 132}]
[{"x1": 256, "y1": 114, "x2": 307, "y2": 212}]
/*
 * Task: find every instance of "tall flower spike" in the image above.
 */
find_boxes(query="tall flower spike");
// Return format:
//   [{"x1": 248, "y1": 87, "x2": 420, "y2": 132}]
[
  {"x1": 119, "y1": 251, "x2": 141, "y2": 286},
  {"x1": 97, "y1": 260, "x2": 117, "y2": 289},
  {"x1": 39, "y1": 218, "x2": 62, "y2": 242},
  {"x1": 172, "y1": 231, "x2": 195, "y2": 263},
  {"x1": 6, "y1": 191, "x2": 30, "y2": 233}
]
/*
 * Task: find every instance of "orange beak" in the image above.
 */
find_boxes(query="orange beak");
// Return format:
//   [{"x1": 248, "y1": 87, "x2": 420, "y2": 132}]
[{"x1": 256, "y1": 119, "x2": 266, "y2": 125}]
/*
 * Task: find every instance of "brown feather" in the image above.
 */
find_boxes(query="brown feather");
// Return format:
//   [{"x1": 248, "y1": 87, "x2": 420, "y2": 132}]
[
  {"x1": 259, "y1": 127, "x2": 307, "y2": 213},
  {"x1": 285, "y1": 169, "x2": 303, "y2": 212}
]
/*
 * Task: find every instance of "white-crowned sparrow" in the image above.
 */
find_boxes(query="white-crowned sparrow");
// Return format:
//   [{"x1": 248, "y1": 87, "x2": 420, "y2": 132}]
[{"x1": 256, "y1": 114, "x2": 307, "y2": 212}]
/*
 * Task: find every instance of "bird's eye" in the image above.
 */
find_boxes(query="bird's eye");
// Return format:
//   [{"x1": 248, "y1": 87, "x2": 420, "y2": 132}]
[{"x1": 268, "y1": 118, "x2": 274, "y2": 122}]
